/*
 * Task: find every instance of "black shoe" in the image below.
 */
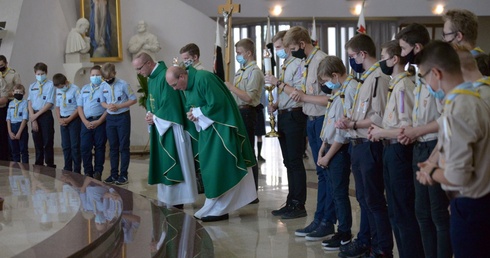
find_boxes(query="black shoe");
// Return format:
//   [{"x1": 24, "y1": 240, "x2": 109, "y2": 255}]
[
  {"x1": 271, "y1": 203, "x2": 291, "y2": 216},
  {"x1": 322, "y1": 231, "x2": 352, "y2": 251},
  {"x1": 115, "y1": 176, "x2": 128, "y2": 185},
  {"x1": 338, "y1": 239, "x2": 370, "y2": 258},
  {"x1": 201, "y1": 213, "x2": 229, "y2": 222},
  {"x1": 281, "y1": 201, "x2": 307, "y2": 219},
  {"x1": 103, "y1": 175, "x2": 118, "y2": 184},
  {"x1": 249, "y1": 198, "x2": 260, "y2": 204},
  {"x1": 295, "y1": 220, "x2": 319, "y2": 237}
]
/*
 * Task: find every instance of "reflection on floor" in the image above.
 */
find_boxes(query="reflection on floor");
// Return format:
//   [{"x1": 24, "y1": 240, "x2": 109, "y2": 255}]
[{"x1": 21, "y1": 137, "x2": 399, "y2": 258}]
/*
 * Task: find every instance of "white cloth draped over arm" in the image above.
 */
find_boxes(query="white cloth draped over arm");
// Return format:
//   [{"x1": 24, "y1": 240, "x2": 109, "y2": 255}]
[{"x1": 192, "y1": 107, "x2": 214, "y2": 131}]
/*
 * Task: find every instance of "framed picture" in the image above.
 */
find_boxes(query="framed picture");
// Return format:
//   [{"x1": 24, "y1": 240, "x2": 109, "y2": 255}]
[{"x1": 80, "y1": 0, "x2": 123, "y2": 62}]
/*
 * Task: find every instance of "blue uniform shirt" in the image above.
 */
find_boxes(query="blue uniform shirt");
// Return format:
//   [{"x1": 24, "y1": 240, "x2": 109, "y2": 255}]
[
  {"x1": 77, "y1": 83, "x2": 106, "y2": 118},
  {"x1": 99, "y1": 78, "x2": 136, "y2": 115},
  {"x1": 28, "y1": 80, "x2": 55, "y2": 111},
  {"x1": 56, "y1": 84, "x2": 80, "y2": 117},
  {"x1": 6, "y1": 99, "x2": 29, "y2": 123}
]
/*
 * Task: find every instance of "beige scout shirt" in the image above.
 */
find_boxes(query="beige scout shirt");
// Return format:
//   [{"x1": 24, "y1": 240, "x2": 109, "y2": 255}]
[
  {"x1": 382, "y1": 73, "x2": 415, "y2": 130},
  {"x1": 348, "y1": 66, "x2": 390, "y2": 139},
  {"x1": 343, "y1": 77, "x2": 357, "y2": 119},
  {"x1": 193, "y1": 62, "x2": 205, "y2": 71},
  {"x1": 278, "y1": 57, "x2": 303, "y2": 110},
  {"x1": 320, "y1": 92, "x2": 349, "y2": 144},
  {"x1": 473, "y1": 78, "x2": 490, "y2": 108},
  {"x1": 437, "y1": 84, "x2": 490, "y2": 198},
  {"x1": 303, "y1": 49, "x2": 328, "y2": 116},
  {"x1": 232, "y1": 62, "x2": 264, "y2": 107},
  {"x1": 0, "y1": 68, "x2": 21, "y2": 107}
]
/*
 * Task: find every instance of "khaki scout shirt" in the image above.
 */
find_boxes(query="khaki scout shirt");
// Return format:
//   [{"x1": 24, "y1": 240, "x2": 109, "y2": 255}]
[
  {"x1": 348, "y1": 66, "x2": 390, "y2": 138},
  {"x1": 320, "y1": 92, "x2": 349, "y2": 144},
  {"x1": 278, "y1": 57, "x2": 303, "y2": 110},
  {"x1": 473, "y1": 78, "x2": 490, "y2": 108},
  {"x1": 193, "y1": 62, "x2": 205, "y2": 71},
  {"x1": 343, "y1": 77, "x2": 357, "y2": 119},
  {"x1": 382, "y1": 73, "x2": 415, "y2": 130},
  {"x1": 303, "y1": 49, "x2": 328, "y2": 116},
  {"x1": 0, "y1": 68, "x2": 21, "y2": 107},
  {"x1": 232, "y1": 62, "x2": 264, "y2": 107},
  {"x1": 437, "y1": 82, "x2": 490, "y2": 198}
]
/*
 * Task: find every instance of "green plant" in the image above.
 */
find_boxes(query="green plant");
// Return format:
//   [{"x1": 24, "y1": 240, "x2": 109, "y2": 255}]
[{"x1": 136, "y1": 73, "x2": 148, "y2": 110}]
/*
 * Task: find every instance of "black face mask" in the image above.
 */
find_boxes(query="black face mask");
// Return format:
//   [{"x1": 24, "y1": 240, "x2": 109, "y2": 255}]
[
  {"x1": 105, "y1": 78, "x2": 115, "y2": 85},
  {"x1": 405, "y1": 48, "x2": 416, "y2": 64},
  {"x1": 349, "y1": 58, "x2": 365, "y2": 73},
  {"x1": 14, "y1": 94, "x2": 23, "y2": 101},
  {"x1": 379, "y1": 59, "x2": 394, "y2": 76},
  {"x1": 291, "y1": 48, "x2": 307, "y2": 59},
  {"x1": 0, "y1": 66, "x2": 6, "y2": 72},
  {"x1": 320, "y1": 84, "x2": 332, "y2": 95}
]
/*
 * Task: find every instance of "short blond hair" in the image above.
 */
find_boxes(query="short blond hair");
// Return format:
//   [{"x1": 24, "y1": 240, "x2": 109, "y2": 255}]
[
  {"x1": 283, "y1": 26, "x2": 312, "y2": 47},
  {"x1": 101, "y1": 63, "x2": 116, "y2": 79},
  {"x1": 235, "y1": 38, "x2": 255, "y2": 56}
]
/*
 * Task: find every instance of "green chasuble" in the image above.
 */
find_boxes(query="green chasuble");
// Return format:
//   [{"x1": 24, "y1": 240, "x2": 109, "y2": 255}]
[
  {"x1": 147, "y1": 61, "x2": 196, "y2": 185},
  {"x1": 184, "y1": 67, "x2": 256, "y2": 198}
]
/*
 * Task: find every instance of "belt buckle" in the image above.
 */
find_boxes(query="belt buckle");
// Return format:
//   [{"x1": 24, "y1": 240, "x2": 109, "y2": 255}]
[{"x1": 308, "y1": 116, "x2": 316, "y2": 121}]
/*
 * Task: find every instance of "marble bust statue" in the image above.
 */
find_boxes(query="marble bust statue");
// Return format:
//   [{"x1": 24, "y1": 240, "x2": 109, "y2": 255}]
[
  {"x1": 128, "y1": 21, "x2": 161, "y2": 59},
  {"x1": 66, "y1": 18, "x2": 91, "y2": 54}
]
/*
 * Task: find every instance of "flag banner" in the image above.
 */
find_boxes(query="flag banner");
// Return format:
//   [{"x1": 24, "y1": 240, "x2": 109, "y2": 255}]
[{"x1": 214, "y1": 17, "x2": 225, "y2": 81}]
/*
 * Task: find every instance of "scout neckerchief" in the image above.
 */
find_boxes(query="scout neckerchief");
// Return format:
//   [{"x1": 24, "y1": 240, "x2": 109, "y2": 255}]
[
  {"x1": 473, "y1": 76, "x2": 490, "y2": 88},
  {"x1": 351, "y1": 62, "x2": 380, "y2": 115},
  {"x1": 471, "y1": 47, "x2": 485, "y2": 57},
  {"x1": 1, "y1": 67, "x2": 10, "y2": 78},
  {"x1": 61, "y1": 84, "x2": 71, "y2": 107},
  {"x1": 13, "y1": 99, "x2": 21, "y2": 118},
  {"x1": 234, "y1": 61, "x2": 257, "y2": 87},
  {"x1": 301, "y1": 47, "x2": 319, "y2": 93},
  {"x1": 340, "y1": 74, "x2": 355, "y2": 115},
  {"x1": 38, "y1": 79, "x2": 47, "y2": 96},
  {"x1": 90, "y1": 83, "x2": 101, "y2": 100},
  {"x1": 319, "y1": 75, "x2": 353, "y2": 137},
  {"x1": 109, "y1": 80, "x2": 116, "y2": 102},
  {"x1": 412, "y1": 78, "x2": 423, "y2": 122},
  {"x1": 386, "y1": 72, "x2": 408, "y2": 109},
  {"x1": 278, "y1": 57, "x2": 297, "y2": 94}
]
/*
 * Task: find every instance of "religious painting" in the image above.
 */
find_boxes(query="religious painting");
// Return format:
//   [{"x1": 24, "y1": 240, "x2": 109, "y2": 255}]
[{"x1": 80, "y1": 0, "x2": 122, "y2": 62}]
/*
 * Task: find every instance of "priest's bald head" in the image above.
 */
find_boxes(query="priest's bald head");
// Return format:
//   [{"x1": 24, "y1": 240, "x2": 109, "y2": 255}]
[
  {"x1": 132, "y1": 52, "x2": 156, "y2": 77},
  {"x1": 166, "y1": 66, "x2": 188, "y2": 91}
]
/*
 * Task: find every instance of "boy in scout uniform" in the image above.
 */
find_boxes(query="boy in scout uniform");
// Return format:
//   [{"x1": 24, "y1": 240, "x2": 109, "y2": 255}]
[
  {"x1": 6, "y1": 84, "x2": 29, "y2": 163},
  {"x1": 28, "y1": 62, "x2": 56, "y2": 168},
  {"x1": 53, "y1": 73, "x2": 81, "y2": 174},
  {"x1": 264, "y1": 31, "x2": 308, "y2": 221},
  {"x1": 367, "y1": 40, "x2": 423, "y2": 258},
  {"x1": 416, "y1": 40, "x2": 490, "y2": 258},
  {"x1": 225, "y1": 38, "x2": 264, "y2": 200},
  {"x1": 77, "y1": 65, "x2": 107, "y2": 180},
  {"x1": 396, "y1": 24, "x2": 451, "y2": 258},
  {"x1": 336, "y1": 33, "x2": 393, "y2": 258}
]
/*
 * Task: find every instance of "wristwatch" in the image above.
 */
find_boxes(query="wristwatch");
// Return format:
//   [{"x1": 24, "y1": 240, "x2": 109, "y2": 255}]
[{"x1": 276, "y1": 80, "x2": 282, "y2": 88}]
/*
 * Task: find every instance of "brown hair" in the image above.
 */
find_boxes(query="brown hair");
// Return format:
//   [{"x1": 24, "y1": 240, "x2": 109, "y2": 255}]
[
  {"x1": 52, "y1": 73, "x2": 68, "y2": 86},
  {"x1": 13, "y1": 84, "x2": 25, "y2": 94},
  {"x1": 235, "y1": 38, "x2": 255, "y2": 56},
  {"x1": 101, "y1": 63, "x2": 116, "y2": 79},
  {"x1": 272, "y1": 31, "x2": 287, "y2": 44},
  {"x1": 381, "y1": 40, "x2": 407, "y2": 65},
  {"x1": 179, "y1": 43, "x2": 200, "y2": 57},
  {"x1": 443, "y1": 9, "x2": 478, "y2": 46},
  {"x1": 33, "y1": 62, "x2": 48, "y2": 73},
  {"x1": 345, "y1": 33, "x2": 376, "y2": 58},
  {"x1": 283, "y1": 26, "x2": 312, "y2": 47},
  {"x1": 317, "y1": 56, "x2": 346, "y2": 79}
]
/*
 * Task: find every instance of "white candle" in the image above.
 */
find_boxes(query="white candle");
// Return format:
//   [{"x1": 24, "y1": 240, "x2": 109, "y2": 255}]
[{"x1": 263, "y1": 49, "x2": 272, "y2": 86}]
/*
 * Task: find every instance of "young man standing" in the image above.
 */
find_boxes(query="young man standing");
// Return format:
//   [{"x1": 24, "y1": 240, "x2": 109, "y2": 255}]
[
  {"x1": 28, "y1": 62, "x2": 56, "y2": 168},
  {"x1": 225, "y1": 38, "x2": 264, "y2": 201},
  {"x1": 396, "y1": 24, "x2": 451, "y2": 258},
  {"x1": 336, "y1": 33, "x2": 393, "y2": 257},
  {"x1": 416, "y1": 40, "x2": 490, "y2": 258},
  {"x1": 180, "y1": 43, "x2": 206, "y2": 70},
  {"x1": 368, "y1": 40, "x2": 423, "y2": 258},
  {"x1": 442, "y1": 9, "x2": 483, "y2": 56}
]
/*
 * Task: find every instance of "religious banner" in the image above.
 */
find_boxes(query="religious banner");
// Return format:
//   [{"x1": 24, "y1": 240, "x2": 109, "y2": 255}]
[
  {"x1": 357, "y1": 0, "x2": 366, "y2": 34},
  {"x1": 214, "y1": 17, "x2": 225, "y2": 81}
]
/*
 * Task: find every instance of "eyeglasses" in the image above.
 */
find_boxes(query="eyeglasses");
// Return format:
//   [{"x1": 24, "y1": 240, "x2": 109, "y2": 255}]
[
  {"x1": 136, "y1": 61, "x2": 149, "y2": 71},
  {"x1": 441, "y1": 31, "x2": 457, "y2": 39},
  {"x1": 417, "y1": 69, "x2": 431, "y2": 85}
]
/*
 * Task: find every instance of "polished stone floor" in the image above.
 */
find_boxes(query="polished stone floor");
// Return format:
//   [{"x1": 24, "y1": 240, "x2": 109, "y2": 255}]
[{"x1": 19, "y1": 137, "x2": 400, "y2": 258}]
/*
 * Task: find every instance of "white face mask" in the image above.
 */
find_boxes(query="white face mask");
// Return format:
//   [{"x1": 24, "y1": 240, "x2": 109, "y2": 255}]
[{"x1": 183, "y1": 59, "x2": 194, "y2": 68}]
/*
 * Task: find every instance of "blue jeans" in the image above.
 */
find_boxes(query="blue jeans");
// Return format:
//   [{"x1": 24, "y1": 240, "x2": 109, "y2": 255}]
[
  {"x1": 450, "y1": 193, "x2": 490, "y2": 258},
  {"x1": 383, "y1": 143, "x2": 423, "y2": 258},
  {"x1": 32, "y1": 110, "x2": 55, "y2": 167},
  {"x1": 325, "y1": 143, "x2": 352, "y2": 233},
  {"x1": 80, "y1": 117, "x2": 107, "y2": 176},
  {"x1": 60, "y1": 117, "x2": 81, "y2": 173},
  {"x1": 307, "y1": 115, "x2": 336, "y2": 224},
  {"x1": 413, "y1": 140, "x2": 451, "y2": 258},
  {"x1": 8, "y1": 122, "x2": 29, "y2": 163},
  {"x1": 351, "y1": 140, "x2": 393, "y2": 254},
  {"x1": 106, "y1": 111, "x2": 131, "y2": 178},
  {"x1": 278, "y1": 110, "x2": 307, "y2": 204}
]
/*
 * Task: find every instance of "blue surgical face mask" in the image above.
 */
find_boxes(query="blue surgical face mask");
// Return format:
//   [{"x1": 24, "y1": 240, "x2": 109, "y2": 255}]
[
  {"x1": 90, "y1": 75, "x2": 102, "y2": 85},
  {"x1": 236, "y1": 55, "x2": 247, "y2": 65},
  {"x1": 60, "y1": 85, "x2": 69, "y2": 92},
  {"x1": 426, "y1": 73, "x2": 445, "y2": 100},
  {"x1": 36, "y1": 74, "x2": 47, "y2": 82},
  {"x1": 325, "y1": 80, "x2": 342, "y2": 90},
  {"x1": 276, "y1": 49, "x2": 288, "y2": 59},
  {"x1": 349, "y1": 57, "x2": 365, "y2": 73}
]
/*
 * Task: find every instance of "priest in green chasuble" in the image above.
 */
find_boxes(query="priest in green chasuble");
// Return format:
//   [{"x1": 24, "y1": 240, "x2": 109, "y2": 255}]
[
  {"x1": 166, "y1": 66, "x2": 257, "y2": 222},
  {"x1": 132, "y1": 53, "x2": 198, "y2": 206}
]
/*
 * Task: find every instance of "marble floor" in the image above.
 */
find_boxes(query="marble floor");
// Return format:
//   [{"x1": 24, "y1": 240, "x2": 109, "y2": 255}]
[{"x1": 37, "y1": 136, "x2": 399, "y2": 258}]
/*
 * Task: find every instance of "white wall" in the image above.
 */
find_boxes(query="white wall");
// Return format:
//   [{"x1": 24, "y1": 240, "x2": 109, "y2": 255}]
[
  {"x1": 182, "y1": 0, "x2": 490, "y2": 18},
  {"x1": 0, "y1": 0, "x2": 218, "y2": 148}
]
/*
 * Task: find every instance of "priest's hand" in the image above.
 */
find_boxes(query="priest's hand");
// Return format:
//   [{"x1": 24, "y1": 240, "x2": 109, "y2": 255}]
[
  {"x1": 187, "y1": 109, "x2": 198, "y2": 122},
  {"x1": 145, "y1": 112, "x2": 154, "y2": 125}
]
